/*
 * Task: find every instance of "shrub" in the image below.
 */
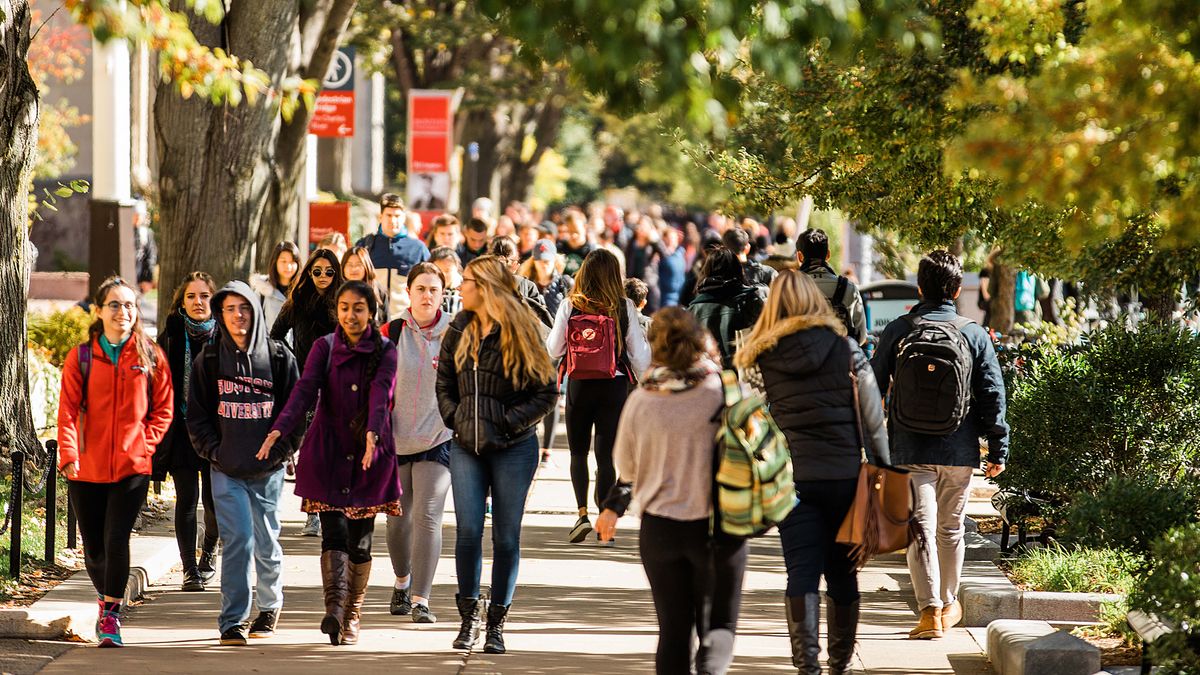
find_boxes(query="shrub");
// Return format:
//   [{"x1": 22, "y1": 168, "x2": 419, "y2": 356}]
[
  {"x1": 999, "y1": 321, "x2": 1200, "y2": 516},
  {"x1": 1129, "y1": 523, "x2": 1200, "y2": 674},
  {"x1": 27, "y1": 307, "x2": 92, "y2": 367},
  {"x1": 1009, "y1": 543, "x2": 1141, "y2": 595},
  {"x1": 1058, "y1": 476, "x2": 1200, "y2": 556}
]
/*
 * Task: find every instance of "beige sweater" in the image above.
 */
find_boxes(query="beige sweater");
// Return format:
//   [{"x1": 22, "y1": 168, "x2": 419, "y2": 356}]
[{"x1": 613, "y1": 373, "x2": 724, "y2": 521}]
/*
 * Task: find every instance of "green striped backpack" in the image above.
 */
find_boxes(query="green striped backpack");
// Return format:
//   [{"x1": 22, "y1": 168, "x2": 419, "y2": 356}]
[{"x1": 713, "y1": 370, "x2": 796, "y2": 537}]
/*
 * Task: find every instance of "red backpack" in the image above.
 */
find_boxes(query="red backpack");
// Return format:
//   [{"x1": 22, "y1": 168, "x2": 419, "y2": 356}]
[{"x1": 565, "y1": 310, "x2": 618, "y2": 380}]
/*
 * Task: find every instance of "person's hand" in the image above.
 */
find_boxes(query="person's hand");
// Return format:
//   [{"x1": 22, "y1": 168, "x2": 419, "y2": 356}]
[
  {"x1": 984, "y1": 462, "x2": 1005, "y2": 479},
  {"x1": 596, "y1": 509, "x2": 619, "y2": 542},
  {"x1": 257, "y1": 430, "x2": 280, "y2": 461},
  {"x1": 362, "y1": 432, "x2": 377, "y2": 470},
  {"x1": 61, "y1": 461, "x2": 79, "y2": 480}
]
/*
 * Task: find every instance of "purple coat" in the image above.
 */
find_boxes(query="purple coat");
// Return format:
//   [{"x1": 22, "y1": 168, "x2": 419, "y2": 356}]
[{"x1": 273, "y1": 325, "x2": 402, "y2": 508}]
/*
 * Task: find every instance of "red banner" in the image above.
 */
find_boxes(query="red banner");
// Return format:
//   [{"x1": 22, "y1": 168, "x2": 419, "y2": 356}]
[
  {"x1": 308, "y1": 202, "x2": 351, "y2": 251},
  {"x1": 407, "y1": 90, "x2": 455, "y2": 222},
  {"x1": 310, "y1": 47, "x2": 355, "y2": 137}
]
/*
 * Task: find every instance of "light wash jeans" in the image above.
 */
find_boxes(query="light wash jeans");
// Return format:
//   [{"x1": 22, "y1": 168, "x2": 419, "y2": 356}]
[
  {"x1": 211, "y1": 468, "x2": 285, "y2": 632},
  {"x1": 902, "y1": 464, "x2": 975, "y2": 611}
]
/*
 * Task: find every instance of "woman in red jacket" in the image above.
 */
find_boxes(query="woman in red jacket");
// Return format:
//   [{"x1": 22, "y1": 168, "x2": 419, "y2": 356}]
[{"x1": 57, "y1": 276, "x2": 173, "y2": 648}]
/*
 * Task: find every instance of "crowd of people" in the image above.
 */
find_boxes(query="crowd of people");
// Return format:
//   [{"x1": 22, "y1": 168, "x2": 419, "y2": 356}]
[{"x1": 55, "y1": 193, "x2": 1009, "y2": 674}]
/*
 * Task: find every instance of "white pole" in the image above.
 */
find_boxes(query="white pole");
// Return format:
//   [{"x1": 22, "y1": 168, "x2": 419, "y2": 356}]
[{"x1": 91, "y1": 37, "x2": 132, "y2": 201}]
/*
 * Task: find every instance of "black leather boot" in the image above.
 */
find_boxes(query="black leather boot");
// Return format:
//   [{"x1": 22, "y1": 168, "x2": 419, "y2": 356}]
[
  {"x1": 784, "y1": 594, "x2": 822, "y2": 674},
  {"x1": 826, "y1": 599, "x2": 860, "y2": 674},
  {"x1": 483, "y1": 603, "x2": 509, "y2": 654},
  {"x1": 452, "y1": 594, "x2": 486, "y2": 650}
]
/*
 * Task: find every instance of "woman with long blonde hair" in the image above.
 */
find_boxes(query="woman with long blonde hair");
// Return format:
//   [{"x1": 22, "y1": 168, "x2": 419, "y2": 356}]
[
  {"x1": 734, "y1": 270, "x2": 889, "y2": 675},
  {"x1": 546, "y1": 248, "x2": 650, "y2": 545},
  {"x1": 435, "y1": 255, "x2": 558, "y2": 655}
]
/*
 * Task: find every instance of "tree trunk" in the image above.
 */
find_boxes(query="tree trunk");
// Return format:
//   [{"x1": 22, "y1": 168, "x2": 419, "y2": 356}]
[
  {"x1": 0, "y1": 1, "x2": 46, "y2": 466},
  {"x1": 155, "y1": 1, "x2": 297, "y2": 303},
  {"x1": 989, "y1": 262, "x2": 1016, "y2": 334},
  {"x1": 257, "y1": 0, "x2": 356, "y2": 269}
]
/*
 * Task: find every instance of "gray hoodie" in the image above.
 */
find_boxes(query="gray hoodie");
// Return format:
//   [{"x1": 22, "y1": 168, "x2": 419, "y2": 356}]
[
  {"x1": 187, "y1": 281, "x2": 300, "y2": 479},
  {"x1": 387, "y1": 309, "x2": 454, "y2": 455}
]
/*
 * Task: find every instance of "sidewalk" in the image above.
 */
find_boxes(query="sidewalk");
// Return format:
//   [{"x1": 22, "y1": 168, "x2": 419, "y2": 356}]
[{"x1": 38, "y1": 447, "x2": 993, "y2": 674}]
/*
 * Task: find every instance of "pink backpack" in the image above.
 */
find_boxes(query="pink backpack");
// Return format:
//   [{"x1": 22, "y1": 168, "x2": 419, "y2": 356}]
[{"x1": 565, "y1": 311, "x2": 617, "y2": 380}]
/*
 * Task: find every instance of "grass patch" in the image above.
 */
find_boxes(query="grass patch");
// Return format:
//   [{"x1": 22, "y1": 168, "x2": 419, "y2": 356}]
[{"x1": 1009, "y1": 543, "x2": 1141, "y2": 595}]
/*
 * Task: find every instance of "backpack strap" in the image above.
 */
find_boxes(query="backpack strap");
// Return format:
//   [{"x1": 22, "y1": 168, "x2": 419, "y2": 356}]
[
  {"x1": 386, "y1": 317, "x2": 406, "y2": 341},
  {"x1": 948, "y1": 316, "x2": 975, "y2": 331},
  {"x1": 720, "y1": 370, "x2": 741, "y2": 407},
  {"x1": 77, "y1": 343, "x2": 92, "y2": 413}
]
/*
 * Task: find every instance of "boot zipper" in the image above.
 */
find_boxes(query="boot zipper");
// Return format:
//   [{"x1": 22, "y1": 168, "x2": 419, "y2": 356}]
[{"x1": 473, "y1": 360, "x2": 480, "y2": 455}]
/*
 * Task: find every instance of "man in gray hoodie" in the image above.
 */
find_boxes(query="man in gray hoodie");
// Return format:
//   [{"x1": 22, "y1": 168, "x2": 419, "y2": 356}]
[{"x1": 188, "y1": 281, "x2": 300, "y2": 646}]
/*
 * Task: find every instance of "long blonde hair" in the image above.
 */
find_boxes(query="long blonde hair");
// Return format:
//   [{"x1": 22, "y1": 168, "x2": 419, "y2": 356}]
[
  {"x1": 454, "y1": 256, "x2": 556, "y2": 388},
  {"x1": 734, "y1": 269, "x2": 845, "y2": 368},
  {"x1": 569, "y1": 248, "x2": 625, "y2": 348}
]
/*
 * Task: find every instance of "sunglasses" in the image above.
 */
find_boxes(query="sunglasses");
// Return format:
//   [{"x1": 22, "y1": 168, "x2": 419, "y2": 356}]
[{"x1": 311, "y1": 267, "x2": 337, "y2": 278}]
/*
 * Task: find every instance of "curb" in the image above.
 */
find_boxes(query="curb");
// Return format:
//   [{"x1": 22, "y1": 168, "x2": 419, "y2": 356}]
[
  {"x1": 0, "y1": 528, "x2": 180, "y2": 641},
  {"x1": 985, "y1": 619, "x2": 1101, "y2": 675},
  {"x1": 962, "y1": 578, "x2": 1122, "y2": 627}
]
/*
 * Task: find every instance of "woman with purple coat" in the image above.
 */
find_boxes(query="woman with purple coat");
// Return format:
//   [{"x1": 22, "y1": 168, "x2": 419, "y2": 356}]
[{"x1": 259, "y1": 281, "x2": 401, "y2": 646}]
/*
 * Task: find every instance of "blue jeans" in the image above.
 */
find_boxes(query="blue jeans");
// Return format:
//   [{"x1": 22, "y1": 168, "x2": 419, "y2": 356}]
[
  {"x1": 211, "y1": 468, "x2": 285, "y2": 632},
  {"x1": 450, "y1": 435, "x2": 538, "y2": 606}
]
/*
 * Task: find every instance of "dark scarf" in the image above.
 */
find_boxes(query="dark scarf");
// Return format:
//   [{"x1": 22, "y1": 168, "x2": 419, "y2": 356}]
[{"x1": 181, "y1": 311, "x2": 217, "y2": 416}]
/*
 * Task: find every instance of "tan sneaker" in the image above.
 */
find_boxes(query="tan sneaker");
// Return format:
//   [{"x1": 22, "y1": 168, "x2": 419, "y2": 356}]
[
  {"x1": 908, "y1": 606, "x2": 944, "y2": 639},
  {"x1": 941, "y1": 600, "x2": 963, "y2": 629}
]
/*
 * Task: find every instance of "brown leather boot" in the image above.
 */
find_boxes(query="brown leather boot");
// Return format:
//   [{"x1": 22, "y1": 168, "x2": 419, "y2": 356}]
[
  {"x1": 908, "y1": 606, "x2": 944, "y2": 639},
  {"x1": 341, "y1": 559, "x2": 371, "y2": 645},
  {"x1": 320, "y1": 550, "x2": 352, "y2": 645},
  {"x1": 941, "y1": 600, "x2": 963, "y2": 630}
]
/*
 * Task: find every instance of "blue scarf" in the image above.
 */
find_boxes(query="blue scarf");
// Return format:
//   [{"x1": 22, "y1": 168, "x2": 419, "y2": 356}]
[{"x1": 181, "y1": 312, "x2": 217, "y2": 417}]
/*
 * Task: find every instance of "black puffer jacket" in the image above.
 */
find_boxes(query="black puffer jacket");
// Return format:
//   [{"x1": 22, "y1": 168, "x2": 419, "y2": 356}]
[
  {"x1": 738, "y1": 315, "x2": 890, "y2": 481},
  {"x1": 436, "y1": 311, "x2": 558, "y2": 454},
  {"x1": 270, "y1": 288, "x2": 336, "y2": 374},
  {"x1": 152, "y1": 311, "x2": 216, "y2": 478}
]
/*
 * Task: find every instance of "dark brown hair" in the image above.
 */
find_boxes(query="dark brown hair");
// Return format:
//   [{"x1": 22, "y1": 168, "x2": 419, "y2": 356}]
[
  {"x1": 267, "y1": 241, "x2": 302, "y2": 290},
  {"x1": 406, "y1": 261, "x2": 446, "y2": 289},
  {"x1": 380, "y1": 192, "x2": 405, "y2": 210},
  {"x1": 647, "y1": 307, "x2": 708, "y2": 372},
  {"x1": 167, "y1": 271, "x2": 217, "y2": 317}
]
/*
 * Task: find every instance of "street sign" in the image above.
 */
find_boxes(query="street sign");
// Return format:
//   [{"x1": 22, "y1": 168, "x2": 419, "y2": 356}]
[{"x1": 310, "y1": 47, "x2": 355, "y2": 137}]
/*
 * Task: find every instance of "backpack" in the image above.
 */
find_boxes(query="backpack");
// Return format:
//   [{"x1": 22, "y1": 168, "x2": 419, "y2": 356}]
[
  {"x1": 713, "y1": 370, "x2": 796, "y2": 538},
  {"x1": 564, "y1": 309, "x2": 618, "y2": 380},
  {"x1": 1014, "y1": 271, "x2": 1036, "y2": 312},
  {"x1": 830, "y1": 276, "x2": 855, "y2": 336},
  {"x1": 77, "y1": 341, "x2": 156, "y2": 417},
  {"x1": 889, "y1": 315, "x2": 974, "y2": 435}
]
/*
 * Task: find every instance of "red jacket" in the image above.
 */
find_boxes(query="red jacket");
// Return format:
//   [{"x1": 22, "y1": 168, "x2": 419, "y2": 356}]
[{"x1": 57, "y1": 336, "x2": 174, "y2": 483}]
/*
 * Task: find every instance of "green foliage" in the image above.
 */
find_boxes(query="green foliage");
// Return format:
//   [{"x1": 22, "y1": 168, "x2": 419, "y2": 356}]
[
  {"x1": 998, "y1": 321, "x2": 1200, "y2": 510},
  {"x1": 1059, "y1": 476, "x2": 1200, "y2": 556},
  {"x1": 1072, "y1": 598, "x2": 1139, "y2": 646},
  {"x1": 26, "y1": 347, "x2": 61, "y2": 434},
  {"x1": 27, "y1": 308, "x2": 91, "y2": 368},
  {"x1": 1129, "y1": 523, "x2": 1200, "y2": 674},
  {"x1": 1009, "y1": 543, "x2": 1140, "y2": 595},
  {"x1": 480, "y1": 0, "x2": 933, "y2": 129}
]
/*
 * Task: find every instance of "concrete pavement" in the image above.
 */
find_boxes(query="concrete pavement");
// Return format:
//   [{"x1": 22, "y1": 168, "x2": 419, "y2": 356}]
[{"x1": 37, "y1": 447, "x2": 993, "y2": 674}]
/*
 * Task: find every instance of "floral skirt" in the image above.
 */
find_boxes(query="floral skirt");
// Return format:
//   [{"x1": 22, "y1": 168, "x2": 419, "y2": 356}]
[{"x1": 301, "y1": 498, "x2": 402, "y2": 519}]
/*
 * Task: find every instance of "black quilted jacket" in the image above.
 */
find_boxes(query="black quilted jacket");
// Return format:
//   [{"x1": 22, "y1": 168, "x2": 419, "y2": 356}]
[{"x1": 435, "y1": 311, "x2": 558, "y2": 454}]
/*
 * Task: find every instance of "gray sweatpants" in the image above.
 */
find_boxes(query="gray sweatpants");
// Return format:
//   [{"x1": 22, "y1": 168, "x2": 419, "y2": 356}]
[{"x1": 386, "y1": 458, "x2": 452, "y2": 602}]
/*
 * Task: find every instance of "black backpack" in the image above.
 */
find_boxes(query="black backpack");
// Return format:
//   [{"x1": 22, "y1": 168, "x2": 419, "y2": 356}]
[{"x1": 890, "y1": 315, "x2": 974, "y2": 435}]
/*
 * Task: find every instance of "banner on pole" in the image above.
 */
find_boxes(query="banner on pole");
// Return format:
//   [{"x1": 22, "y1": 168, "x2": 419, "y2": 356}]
[
  {"x1": 406, "y1": 90, "x2": 455, "y2": 226},
  {"x1": 310, "y1": 47, "x2": 355, "y2": 137}
]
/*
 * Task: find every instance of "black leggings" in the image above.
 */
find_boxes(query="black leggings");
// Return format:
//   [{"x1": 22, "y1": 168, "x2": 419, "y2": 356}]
[
  {"x1": 319, "y1": 512, "x2": 376, "y2": 564},
  {"x1": 171, "y1": 465, "x2": 218, "y2": 568},
  {"x1": 565, "y1": 376, "x2": 629, "y2": 510},
  {"x1": 639, "y1": 514, "x2": 748, "y2": 675},
  {"x1": 778, "y1": 478, "x2": 859, "y2": 603},
  {"x1": 68, "y1": 474, "x2": 151, "y2": 598}
]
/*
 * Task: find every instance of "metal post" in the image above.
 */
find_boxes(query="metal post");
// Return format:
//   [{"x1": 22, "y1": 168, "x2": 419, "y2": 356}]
[
  {"x1": 10, "y1": 450, "x2": 23, "y2": 577},
  {"x1": 153, "y1": 480, "x2": 161, "y2": 496},
  {"x1": 44, "y1": 441, "x2": 57, "y2": 563}
]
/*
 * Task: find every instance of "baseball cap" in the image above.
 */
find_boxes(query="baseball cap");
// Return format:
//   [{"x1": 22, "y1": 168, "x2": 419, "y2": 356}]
[{"x1": 532, "y1": 239, "x2": 557, "y2": 262}]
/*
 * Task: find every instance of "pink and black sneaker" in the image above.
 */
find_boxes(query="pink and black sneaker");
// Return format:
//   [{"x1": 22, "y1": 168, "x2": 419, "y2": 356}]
[{"x1": 97, "y1": 610, "x2": 123, "y2": 648}]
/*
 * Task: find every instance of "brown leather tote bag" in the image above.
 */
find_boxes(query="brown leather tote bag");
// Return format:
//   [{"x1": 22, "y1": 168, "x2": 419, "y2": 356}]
[{"x1": 836, "y1": 348, "x2": 923, "y2": 570}]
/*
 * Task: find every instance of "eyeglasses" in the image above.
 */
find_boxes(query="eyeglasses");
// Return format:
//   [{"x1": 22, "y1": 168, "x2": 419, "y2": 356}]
[
  {"x1": 221, "y1": 304, "x2": 253, "y2": 316},
  {"x1": 460, "y1": 276, "x2": 477, "y2": 287},
  {"x1": 104, "y1": 301, "x2": 136, "y2": 313},
  {"x1": 311, "y1": 268, "x2": 337, "y2": 278}
]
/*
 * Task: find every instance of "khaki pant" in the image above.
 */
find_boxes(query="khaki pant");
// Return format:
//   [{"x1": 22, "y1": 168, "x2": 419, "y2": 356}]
[{"x1": 902, "y1": 464, "x2": 974, "y2": 611}]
